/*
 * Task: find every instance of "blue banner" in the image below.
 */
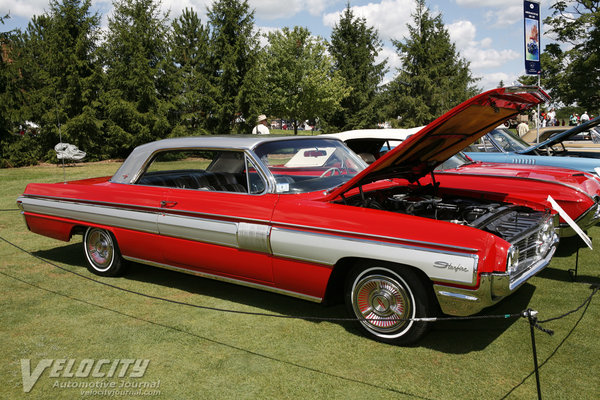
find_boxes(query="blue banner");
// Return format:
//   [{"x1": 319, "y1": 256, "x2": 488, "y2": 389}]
[{"x1": 524, "y1": 0, "x2": 541, "y2": 75}]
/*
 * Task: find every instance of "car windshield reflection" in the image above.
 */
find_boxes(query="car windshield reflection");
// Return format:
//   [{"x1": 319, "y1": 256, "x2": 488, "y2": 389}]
[
  {"x1": 489, "y1": 128, "x2": 531, "y2": 152},
  {"x1": 435, "y1": 153, "x2": 473, "y2": 170},
  {"x1": 254, "y1": 138, "x2": 366, "y2": 193}
]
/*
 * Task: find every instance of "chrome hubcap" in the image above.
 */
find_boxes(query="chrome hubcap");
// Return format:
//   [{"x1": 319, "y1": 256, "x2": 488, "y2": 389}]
[
  {"x1": 353, "y1": 274, "x2": 412, "y2": 333},
  {"x1": 86, "y1": 229, "x2": 113, "y2": 271}
]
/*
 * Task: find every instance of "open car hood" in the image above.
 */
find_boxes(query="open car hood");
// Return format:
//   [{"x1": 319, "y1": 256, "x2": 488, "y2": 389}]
[
  {"x1": 518, "y1": 116, "x2": 600, "y2": 154},
  {"x1": 326, "y1": 86, "x2": 550, "y2": 200}
]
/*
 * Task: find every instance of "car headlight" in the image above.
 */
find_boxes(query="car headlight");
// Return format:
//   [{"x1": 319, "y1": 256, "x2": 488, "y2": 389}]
[
  {"x1": 536, "y1": 219, "x2": 555, "y2": 256},
  {"x1": 507, "y1": 246, "x2": 520, "y2": 275}
]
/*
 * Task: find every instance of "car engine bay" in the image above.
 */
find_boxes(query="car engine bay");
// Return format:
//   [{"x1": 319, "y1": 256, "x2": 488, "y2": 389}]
[{"x1": 340, "y1": 184, "x2": 549, "y2": 243}]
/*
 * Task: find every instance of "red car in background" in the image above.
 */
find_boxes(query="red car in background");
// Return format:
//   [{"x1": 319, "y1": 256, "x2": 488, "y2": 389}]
[{"x1": 326, "y1": 129, "x2": 600, "y2": 238}]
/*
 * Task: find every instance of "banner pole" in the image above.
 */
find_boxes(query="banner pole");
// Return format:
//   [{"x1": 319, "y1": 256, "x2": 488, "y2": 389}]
[{"x1": 537, "y1": 74, "x2": 540, "y2": 144}]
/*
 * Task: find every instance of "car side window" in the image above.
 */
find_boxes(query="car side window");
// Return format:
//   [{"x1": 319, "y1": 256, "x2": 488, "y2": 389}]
[{"x1": 136, "y1": 149, "x2": 265, "y2": 194}]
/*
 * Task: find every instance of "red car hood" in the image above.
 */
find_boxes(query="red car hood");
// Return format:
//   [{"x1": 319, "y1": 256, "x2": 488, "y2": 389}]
[
  {"x1": 445, "y1": 161, "x2": 600, "y2": 197},
  {"x1": 326, "y1": 86, "x2": 550, "y2": 200}
]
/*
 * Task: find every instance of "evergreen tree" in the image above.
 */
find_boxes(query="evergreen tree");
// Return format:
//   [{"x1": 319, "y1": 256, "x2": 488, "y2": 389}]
[
  {"x1": 0, "y1": 16, "x2": 41, "y2": 167},
  {"x1": 539, "y1": 1, "x2": 599, "y2": 111},
  {"x1": 207, "y1": 0, "x2": 261, "y2": 134},
  {"x1": 265, "y1": 26, "x2": 349, "y2": 135},
  {"x1": 387, "y1": 0, "x2": 479, "y2": 127},
  {"x1": 101, "y1": 0, "x2": 171, "y2": 157},
  {"x1": 329, "y1": 4, "x2": 387, "y2": 131},
  {"x1": 0, "y1": 14, "x2": 21, "y2": 141},
  {"x1": 16, "y1": 1, "x2": 103, "y2": 161},
  {"x1": 168, "y1": 8, "x2": 215, "y2": 136}
]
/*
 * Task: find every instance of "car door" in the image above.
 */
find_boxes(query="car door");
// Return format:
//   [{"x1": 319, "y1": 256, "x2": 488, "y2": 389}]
[{"x1": 146, "y1": 149, "x2": 278, "y2": 283}]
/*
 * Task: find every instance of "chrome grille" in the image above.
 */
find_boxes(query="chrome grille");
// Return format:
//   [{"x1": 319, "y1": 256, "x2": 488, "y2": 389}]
[{"x1": 509, "y1": 213, "x2": 556, "y2": 282}]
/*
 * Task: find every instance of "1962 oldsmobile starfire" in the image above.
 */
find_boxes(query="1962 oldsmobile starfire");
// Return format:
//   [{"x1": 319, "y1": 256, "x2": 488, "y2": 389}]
[{"x1": 17, "y1": 87, "x2": 559, "y2": 344}]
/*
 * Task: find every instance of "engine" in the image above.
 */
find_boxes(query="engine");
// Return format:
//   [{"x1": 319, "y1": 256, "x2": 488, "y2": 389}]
[
  {"x1": 386, "y1": 193, "x2": 502, "y2": 225},
  {"x1": 343, "y1": 186, "x2": 549, "y2": 243}
]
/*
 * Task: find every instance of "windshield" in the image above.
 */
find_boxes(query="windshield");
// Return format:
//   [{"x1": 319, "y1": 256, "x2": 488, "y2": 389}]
[
  {"x1": 555, "y1": 127, "x2": 600, "y2": 143},
  {"x1": 488, "y1": 127, "x2": 531, "y2": 152},
  {"x1": 254, "y1": 138, "x2": 366, "y2": 193},
  {"x1": 435, "y1": 153, "x2": 472, "y2": 170}
]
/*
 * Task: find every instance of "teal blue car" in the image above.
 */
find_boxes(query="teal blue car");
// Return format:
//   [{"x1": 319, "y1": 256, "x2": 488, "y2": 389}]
[{"x1": 465, "y1": 117, "x2": 600, "y2": 175}]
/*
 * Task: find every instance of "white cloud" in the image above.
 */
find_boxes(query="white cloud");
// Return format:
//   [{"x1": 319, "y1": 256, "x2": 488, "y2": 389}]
[
  {"x1": 455, "y1": 0, "x2": 516, "y2": 7},
  {"x1": 476, "y1": 71, "x2": 520, "y2": 91},
  {"x1": 464, "y1": 47, "x2": 520, "y2": 69},
  {"x1": 249, "y1": 0, "x2": 336, "y2": 19},
  {"x1": 447, "y1": 20, "x2": 519, "y2": 70},
  {"x1": 447, "y1": 20, "x2": 476, "y2": 49},
  {"x1": 323, "y1": 0, "x2": 416, "y2": 41},
  {"x1": 455, "y1": 0, "x2": 551, "y2": 27},
  {"x1": 483, "y1": 5, "x2": 522, "y2": 27},
  {"x1": 157, "y1": 0, "x2": 211, "y2": 20},
  {"x1": 0, "y1": 0, "x2": 48, "y2": 18}
]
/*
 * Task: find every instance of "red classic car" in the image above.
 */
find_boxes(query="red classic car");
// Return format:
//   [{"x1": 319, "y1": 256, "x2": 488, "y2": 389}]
[
  {"x1": 18, "y1": 87, "x2": 558, "y2": 344},
  {"x1": 325, "y1": 129, "x2": 600, "y2": 238}
]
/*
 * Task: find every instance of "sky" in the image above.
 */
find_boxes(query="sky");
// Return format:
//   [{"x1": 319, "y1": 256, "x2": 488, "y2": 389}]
[{"x1": 0, "y1": 0, "x2": 556, "y2": 90}]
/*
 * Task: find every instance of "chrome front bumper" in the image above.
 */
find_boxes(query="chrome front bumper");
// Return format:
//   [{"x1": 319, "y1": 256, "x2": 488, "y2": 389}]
[{"x1": 433, "y1": 234, "x2": 558, "y2": 316}]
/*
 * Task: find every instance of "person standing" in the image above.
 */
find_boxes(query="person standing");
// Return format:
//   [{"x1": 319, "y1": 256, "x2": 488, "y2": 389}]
[
  {"x1": 252, "y1": 115, "x2": 270, "y2": 135},
  {"x1": 581, "y1": 111, "x2": 590, "y2": 124}
]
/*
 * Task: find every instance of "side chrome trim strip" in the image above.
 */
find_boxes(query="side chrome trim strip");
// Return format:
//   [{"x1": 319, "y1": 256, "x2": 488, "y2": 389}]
[
  {"x1": 122, "y1": 255, "x2": 322, "y2": 303},
  {"x1": 270, "y1": 221, "x2": 479, "y2": 253},
  {"x1": 19, "y1": 194, "x2": 273, "y2": 225},
  {"x1": 270, "y1": 227, "x2": 479, "y2": 285},
  {"x1": 158, "y1": 213, "x2": 239, "y2": 248},
  {"x1": 20, "y1": 194, "x2": 478, "y2": 253},
  {"x1": 18, "y1": 196, "x2": 159, "y2": 234}
]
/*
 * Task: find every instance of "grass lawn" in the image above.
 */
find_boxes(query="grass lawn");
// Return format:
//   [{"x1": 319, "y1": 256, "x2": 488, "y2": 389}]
[{"x1": 1, "y1": 162, "x2": 599, "y2": 399}]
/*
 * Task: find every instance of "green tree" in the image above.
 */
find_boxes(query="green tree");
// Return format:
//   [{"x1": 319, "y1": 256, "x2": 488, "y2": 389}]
[
  {"x1": 0, "y1": 14, "x2": 21, "y2": 141},
  {"x1": 329, "y1": 4, "x2": 387, "y2": 131},
  {"x1": 265, "y1": 26, "x2": 349, "y2": 135},
  {"x1": 540, "y1": 1, "x2": 599, "y2": 111},
  {"x1": 12, "y1": 1, "x2": 103, "y2": 162},
  {"x1": 207, "y1": 0, "x2": 261, "y2": 134},
  {"x1": 168, "y1": 8, "x2": 215, "y2": 136},
  {"x1": 101, "y1": 0, "x2": 171, "y2": 157},
  {"x1": 0, "y1": 15, "x2": 40, "y2": 167},
  {"x1": 387, "y1": 0, "x2": 479, "y2": 127}
]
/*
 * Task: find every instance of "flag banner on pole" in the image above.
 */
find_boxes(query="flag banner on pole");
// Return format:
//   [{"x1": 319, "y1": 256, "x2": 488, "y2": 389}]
[{"x1": 524, "y1": 0, "x2": 541, "y2": 75}]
